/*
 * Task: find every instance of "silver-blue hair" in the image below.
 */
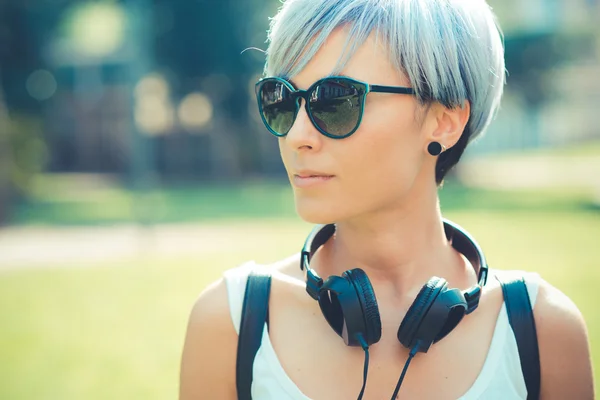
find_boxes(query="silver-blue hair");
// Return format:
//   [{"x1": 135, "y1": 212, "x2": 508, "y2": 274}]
[{"x1": 263, "y1": 0, "x2": 506, "y2": 181}]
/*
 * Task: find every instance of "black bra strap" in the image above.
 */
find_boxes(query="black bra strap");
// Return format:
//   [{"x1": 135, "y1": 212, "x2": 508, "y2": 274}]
[
  {"x1": 496, "y1": 272, "x2": 541, "y2": 400},
  {"x1": 236, "y1": 270, "x2": 272, "y2": 400}
]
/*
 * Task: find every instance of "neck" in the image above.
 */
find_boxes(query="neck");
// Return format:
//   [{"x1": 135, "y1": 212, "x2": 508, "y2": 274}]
[{"x1": 314, "y1": 179, "x2": 473, "y2": 300}]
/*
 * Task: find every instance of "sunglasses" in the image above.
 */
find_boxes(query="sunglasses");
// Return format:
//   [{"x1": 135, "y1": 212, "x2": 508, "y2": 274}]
[{"x1": 255, "y1": 75, "x2": 416, "y2": 139}]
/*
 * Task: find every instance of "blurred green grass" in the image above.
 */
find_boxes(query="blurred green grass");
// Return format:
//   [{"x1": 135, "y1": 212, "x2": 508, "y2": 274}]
[
  {"x1": 9, "y1": 177, "x2": 599, "y2": 226},
  {"x1": 0, "y1": 205, "x2": 599, "y2": 399}
]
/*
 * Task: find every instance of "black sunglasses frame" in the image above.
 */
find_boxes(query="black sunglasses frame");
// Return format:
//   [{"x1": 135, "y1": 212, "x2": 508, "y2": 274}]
[{"x1": 255, "y1": 75, "x2": 416, "y2": 139}]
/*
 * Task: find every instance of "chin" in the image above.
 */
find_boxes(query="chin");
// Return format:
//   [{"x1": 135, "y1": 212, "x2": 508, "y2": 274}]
[{"x1": 294, "y1": 194, "x2": 347, "y2": 225}]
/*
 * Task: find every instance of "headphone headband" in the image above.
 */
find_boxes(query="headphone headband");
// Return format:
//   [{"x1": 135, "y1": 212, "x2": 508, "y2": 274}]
[{"x1": 300, "y1": 219, "x2": 489, "y2": 314}]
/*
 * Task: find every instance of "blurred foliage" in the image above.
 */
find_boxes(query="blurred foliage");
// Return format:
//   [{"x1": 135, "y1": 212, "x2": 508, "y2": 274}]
[
  {"x1": 504, "y1": 30, "x2": 598, "y2": 107},
  {"x1": 7, "y1": 114, "x2": 48, "y2": 196},
  {"x1": 0, "y1": 81, "x2": 11, "y2": 225},
  {"x1": 0, "y1": 91, "x2": 47, "y2": 225},
  {"x1": 0, "y1": 78, "x2": 48, "y2": 225}
]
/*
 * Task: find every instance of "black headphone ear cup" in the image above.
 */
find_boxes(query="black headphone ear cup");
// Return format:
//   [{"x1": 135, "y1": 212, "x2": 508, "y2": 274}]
[
  {"x1": 345, "y1": 268, "x2": 382, "y2": 345},
  {"x1": 397, "y1": 277, "x2": 446, "y2": 349}
]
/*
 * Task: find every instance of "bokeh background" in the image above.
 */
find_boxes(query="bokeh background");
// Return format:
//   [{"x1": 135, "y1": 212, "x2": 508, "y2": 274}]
[{"x1": 0, "y1": 0, "x2": 599, "y2": 399}]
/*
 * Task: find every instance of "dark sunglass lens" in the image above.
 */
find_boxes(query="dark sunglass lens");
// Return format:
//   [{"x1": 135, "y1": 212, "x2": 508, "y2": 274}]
[
  {"x1": 309, "y1": 79, "x2": 362, "y2": 137},
  {"x1": 258, "y1": 80, "x2": 297, "y2": 136}
]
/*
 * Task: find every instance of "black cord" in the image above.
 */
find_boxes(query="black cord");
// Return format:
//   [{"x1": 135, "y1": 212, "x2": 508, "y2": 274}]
[
  {"x1": 390, "y1": 344, "x2": 420, "y2": 399},
  {"x1": 356, "y1": 334, "x2": 369, "y2": 400}
]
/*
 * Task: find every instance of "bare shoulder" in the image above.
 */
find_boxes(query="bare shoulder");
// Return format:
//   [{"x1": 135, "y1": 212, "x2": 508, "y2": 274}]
[
  {"x1": 178, "y1": 255, "x2": 304, "y2": 400},
  {"x1": 271, "y1": 252, "x2": 304, "y2": 280},
  {"x1": 534, "y1": 277, "x2": 595, "y2": 399},
  {"x1": 179, "y1": 277, "x2": 237, "y2": 400}
]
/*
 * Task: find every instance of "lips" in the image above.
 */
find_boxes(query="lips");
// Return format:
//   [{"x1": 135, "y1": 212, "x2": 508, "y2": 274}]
[
  {"x1": 294, "y1": 170, "x2": 334, "y2": 178},
  {"x1": 295, "y1": 174, "x2": 334, "y2": 178},
  {"x1": 292, "y1": 170, "x2": 335, "y2": 188}
]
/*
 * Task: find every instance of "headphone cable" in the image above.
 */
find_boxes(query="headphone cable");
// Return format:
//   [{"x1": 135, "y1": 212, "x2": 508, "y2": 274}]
[
  {"x1": 390, "y1": 343, "x2": 420, "y2": 399},
  {"x1": 356, "y1": 334, "x2": 369, "y2": 400}
]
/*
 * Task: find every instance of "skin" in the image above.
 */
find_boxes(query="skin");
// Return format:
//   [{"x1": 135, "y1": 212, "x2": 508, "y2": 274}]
[{"x1": 180, "y1": 26, "x2": 595, "y2": 399}]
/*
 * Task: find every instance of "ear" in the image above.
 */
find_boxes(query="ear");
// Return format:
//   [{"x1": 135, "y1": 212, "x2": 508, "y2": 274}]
[{"x1": 427, "y1": 101, "x2": 471, "y2": 150}]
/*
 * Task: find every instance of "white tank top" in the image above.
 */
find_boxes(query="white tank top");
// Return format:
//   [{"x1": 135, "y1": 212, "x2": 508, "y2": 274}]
[{"x1": 223, "y1": 261, "x2": 540, "y2": 400}]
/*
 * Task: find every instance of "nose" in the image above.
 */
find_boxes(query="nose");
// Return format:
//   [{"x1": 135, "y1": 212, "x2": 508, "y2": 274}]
[{"x1": 283, "y1": 98, "x2": 323, "y2": 151}]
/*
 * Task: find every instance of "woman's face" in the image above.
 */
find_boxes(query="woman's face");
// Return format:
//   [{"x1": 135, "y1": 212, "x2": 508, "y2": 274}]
[{"x1": 279, "y1": 26, "x2": 436, "y2": 224}]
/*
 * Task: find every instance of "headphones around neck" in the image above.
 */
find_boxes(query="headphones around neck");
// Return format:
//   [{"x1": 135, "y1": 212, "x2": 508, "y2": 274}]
[{"x1": 300, "y1": 218, "x2": 489, "y2": 355}]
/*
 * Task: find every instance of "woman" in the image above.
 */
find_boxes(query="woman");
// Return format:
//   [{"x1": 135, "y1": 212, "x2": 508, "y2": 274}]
[{"x1": 180, "y1": 0, "x2": 594, "y2": 398}]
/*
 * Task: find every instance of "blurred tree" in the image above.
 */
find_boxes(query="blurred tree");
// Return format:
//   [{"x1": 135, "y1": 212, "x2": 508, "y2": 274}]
[
  {"x1": 504, "y1": 31, "x2": 596, "y2": 108},
  {"x1": 502, "y1": 30, "x2": 597, "y2": 148},
  {"x1": 152, "y1": 0, "x2": 273, "y2": 179},
  {"x1": 0, "y1": 0, "x2": 284, "y2": 185},
  {"x1": 0, "y1": 0, "x2": 56, "y2": 223},
  {"x1": 0, "y1": 70, "x2": 13, "y2": 225}
]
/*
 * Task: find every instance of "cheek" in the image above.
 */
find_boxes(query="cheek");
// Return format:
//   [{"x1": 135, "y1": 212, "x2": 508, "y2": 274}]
[
  {"x1": 347, "y1": 139, "x2": 420, "y2": 207},
  {"x1": 349, "y1": 105, "x2": 424, "y2": 193},
  {"x1": 278, "y1": 138, "x2": 292, "y2": 173}
]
